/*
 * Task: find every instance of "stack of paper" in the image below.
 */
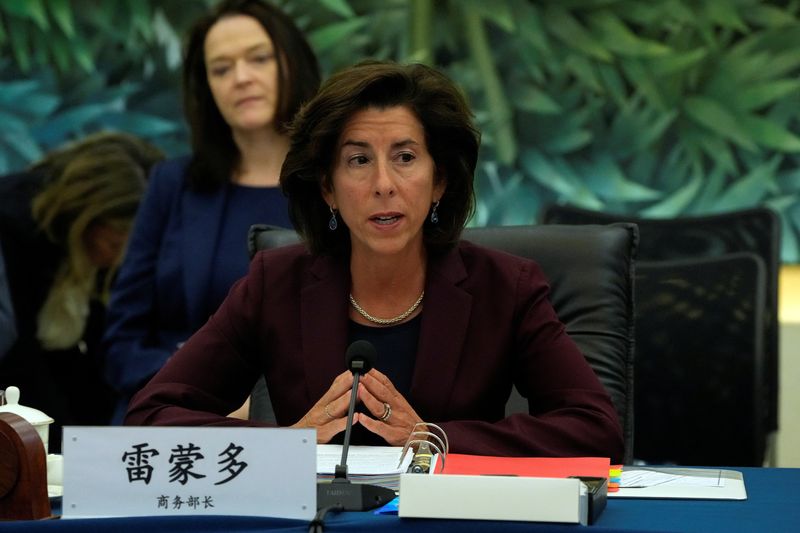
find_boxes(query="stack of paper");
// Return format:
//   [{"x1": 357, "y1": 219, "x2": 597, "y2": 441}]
[
  {"x1": 316, "y1": 445, "x2": 412, "y2": 491},
  {"x1": 610, "y1": 467, "x2": 747, "y2": 499}
]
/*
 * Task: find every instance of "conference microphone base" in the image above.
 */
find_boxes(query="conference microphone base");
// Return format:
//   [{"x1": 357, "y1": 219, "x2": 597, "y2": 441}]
[{"x1": 317, "y1": 478, "x2": 396, "y2": 511}]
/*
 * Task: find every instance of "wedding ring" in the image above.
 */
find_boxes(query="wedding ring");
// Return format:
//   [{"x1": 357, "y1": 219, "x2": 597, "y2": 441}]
[
  {"x1": 379, "y1": 402, "x2": 392, "y2": 422},
  {"x1": 324, "y1": 403, "x2": 335, "y2": 420}
]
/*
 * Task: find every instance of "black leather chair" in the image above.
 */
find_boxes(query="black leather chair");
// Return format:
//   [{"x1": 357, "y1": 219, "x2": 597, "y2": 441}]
[
  {"x1": 635, "y1": 253, "x2": 767, "y2": 466},
  {"x1": 542, "y1": 204, "x2": 778, "y2": 466},
  {"x1": 248, "y1": 223, "x2": 638, "y2": 464}
]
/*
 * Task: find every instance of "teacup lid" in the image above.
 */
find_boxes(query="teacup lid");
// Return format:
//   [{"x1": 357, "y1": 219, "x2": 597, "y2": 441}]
[{"x1": 0, "y1": 386, "x2": 54, "y2": 426}]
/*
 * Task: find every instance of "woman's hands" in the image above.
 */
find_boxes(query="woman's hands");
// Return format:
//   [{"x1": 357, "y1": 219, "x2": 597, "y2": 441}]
[
  {"x1": 357, "y1": 368, "x2": 423, "y2": 446},
  {"x1": 292, "y1": 368, "x2": 422, "y2": 445},
  {"x1": 290, "y1": 370, "x2": 353, "y2": 443}
]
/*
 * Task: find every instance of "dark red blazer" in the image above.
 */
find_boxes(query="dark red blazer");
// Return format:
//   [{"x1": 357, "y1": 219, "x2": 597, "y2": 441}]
[{"x1": 125, "y1": 241, "x2": 624, "y2": 463}]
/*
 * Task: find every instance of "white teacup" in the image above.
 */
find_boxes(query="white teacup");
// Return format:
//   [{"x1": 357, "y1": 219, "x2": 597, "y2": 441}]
[
  {"x1": 47, "y1": 453, "x2": 63, "y2": 487},
  {"x1": 0, "y1": 386, "x2": 54, "y2": 452}
]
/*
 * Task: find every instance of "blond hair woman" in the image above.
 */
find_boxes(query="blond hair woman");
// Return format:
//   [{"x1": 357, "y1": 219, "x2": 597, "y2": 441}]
[{"x1": 0, "y1": 131, "x2": 163, "y2": 452}]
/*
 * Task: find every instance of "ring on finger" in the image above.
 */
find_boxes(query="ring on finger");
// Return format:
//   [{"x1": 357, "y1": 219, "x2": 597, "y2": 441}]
[
  {"x1": 379, "y1": 402, "x2": 392, "y2": 422},
  {"x1": 324, "y1": 403, "x2": 335, "y2": 420}
]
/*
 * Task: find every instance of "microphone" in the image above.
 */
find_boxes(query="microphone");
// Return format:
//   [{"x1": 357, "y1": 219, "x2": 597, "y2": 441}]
[
  {"x1": 317, "y1": 340, "x2": 395, "y2": 511},
  {"x1": 337, "y1": 340, "x2": 375, "y2": 475}
]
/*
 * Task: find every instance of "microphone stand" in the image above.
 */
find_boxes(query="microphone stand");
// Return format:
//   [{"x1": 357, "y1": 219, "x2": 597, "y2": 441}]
[{"x1": 317, "y1": 358, "x2": 395, "y2": 511}]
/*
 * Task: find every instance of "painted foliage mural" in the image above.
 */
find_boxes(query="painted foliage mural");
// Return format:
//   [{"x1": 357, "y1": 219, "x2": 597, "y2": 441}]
[{"x1": 3, "y1": 0, "x2": 800, "y2": 259}]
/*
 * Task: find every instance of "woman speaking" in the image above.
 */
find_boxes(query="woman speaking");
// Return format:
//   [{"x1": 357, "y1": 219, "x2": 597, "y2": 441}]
[{"x1": 125, "y1": 61, "x2": 623, "y2": 463}]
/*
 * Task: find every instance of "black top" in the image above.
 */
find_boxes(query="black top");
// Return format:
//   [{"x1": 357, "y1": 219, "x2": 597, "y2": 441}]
[
  {"x1": 330, "y1": 314, "x2": 422, "y2": 446},
  {"x1": 208, "y1": 184, "x2": 291, "y2": 312},
  {"x1": 348, "y1": 313, "x2": 422, "y2": 397}
]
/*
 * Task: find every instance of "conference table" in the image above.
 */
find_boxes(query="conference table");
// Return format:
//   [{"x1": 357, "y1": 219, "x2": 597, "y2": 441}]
[{"x1": 2, "y1": 467, "x2": 797, "y2": 532}]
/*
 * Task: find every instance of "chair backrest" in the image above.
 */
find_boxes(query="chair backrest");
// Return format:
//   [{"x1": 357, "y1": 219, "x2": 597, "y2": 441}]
[
  {"x1": 248, "y1": 223, "x2": 638, "y2": 464},
  {"x1": 542, "y1": 204, "x2": 776, "y2": 465},
  {"x1": 634, "y1": 253, "x2": 766, "y2": 466}
]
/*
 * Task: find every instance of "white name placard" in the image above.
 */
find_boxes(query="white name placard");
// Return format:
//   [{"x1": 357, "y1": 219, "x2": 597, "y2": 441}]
[{"x1": 61, "y1": 426, "x2": 316, "y2": 520}]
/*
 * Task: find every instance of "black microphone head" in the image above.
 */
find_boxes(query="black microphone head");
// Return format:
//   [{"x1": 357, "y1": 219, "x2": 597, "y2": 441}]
[{"x1": 345, "y1": 340, "x2": 377, "y2": 374}]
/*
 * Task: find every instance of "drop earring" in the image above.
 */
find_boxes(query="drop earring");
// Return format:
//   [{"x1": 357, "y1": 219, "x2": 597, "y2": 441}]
[
  {"x1": 328, "y1": 206, "x2": 338, "y2": 231},
  {"x1": 430, "y1": 200, "x2": 440, "y2": 224}
]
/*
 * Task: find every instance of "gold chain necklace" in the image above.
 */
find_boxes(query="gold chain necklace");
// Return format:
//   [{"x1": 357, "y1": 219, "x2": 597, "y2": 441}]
[{"x1": 349, "y1": 291, "x2": 425, "y2": 326}]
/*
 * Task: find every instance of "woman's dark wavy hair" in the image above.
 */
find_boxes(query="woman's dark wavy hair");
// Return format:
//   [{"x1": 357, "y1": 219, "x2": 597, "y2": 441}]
[
  {"x1": 281, "y1": 61, "x2": 479, "y2": 257},
  {"x1": 183, "y1": 0, "x2": 320, "y2": 192}
]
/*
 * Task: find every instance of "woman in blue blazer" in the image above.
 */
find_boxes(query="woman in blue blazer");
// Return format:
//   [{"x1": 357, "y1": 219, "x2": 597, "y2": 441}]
[{"x1": 102, "y1": 0, "x2": 320, "y2": 420}]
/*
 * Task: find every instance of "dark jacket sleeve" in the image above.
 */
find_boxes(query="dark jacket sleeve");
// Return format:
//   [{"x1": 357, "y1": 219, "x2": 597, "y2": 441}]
[
  {"x1": 124, "y1": 249, "x2": 268, "y2": 427},
  {"x1": 103, "y1": 160, "x2": 188, "y2": 395}
]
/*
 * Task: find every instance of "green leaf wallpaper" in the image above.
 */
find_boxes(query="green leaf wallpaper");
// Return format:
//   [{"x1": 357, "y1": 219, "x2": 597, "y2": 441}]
[{"x1": 3, "y1": 0, "x2": 800, "y2": 260}]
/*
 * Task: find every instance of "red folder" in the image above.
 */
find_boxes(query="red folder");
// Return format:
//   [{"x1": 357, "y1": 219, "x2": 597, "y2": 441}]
[{"x1": 441, "y1": 454, "x2": 610, "y2": 480}]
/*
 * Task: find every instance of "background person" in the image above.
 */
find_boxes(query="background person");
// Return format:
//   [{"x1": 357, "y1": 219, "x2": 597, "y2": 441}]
[
  {"x1": 0, "y1": 131, "x2": 163, "y2": 451},
  {"x1": 102, "y1": 0, "x2": 321, "y2": 421},
  {"x1": 125, "y1": 61, "x2": 624, "y2": 462}
]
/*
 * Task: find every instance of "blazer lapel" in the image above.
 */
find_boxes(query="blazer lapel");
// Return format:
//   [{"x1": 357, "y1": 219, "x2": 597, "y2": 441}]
[
  {"x1": 410, "y1": 248, "x2": 472, "y2": 420},
  {"x1": 300, "y1": 255, "x2": 351, "y2": 403},
  {"x1": 182, "y1": 185, "x2": 229, "y2": 328}
]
